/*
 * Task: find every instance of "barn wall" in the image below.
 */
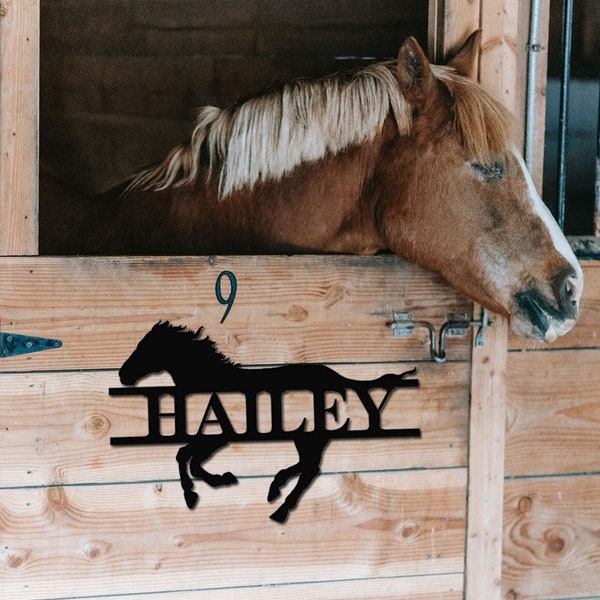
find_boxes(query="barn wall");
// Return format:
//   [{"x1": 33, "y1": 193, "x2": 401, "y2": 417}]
[{"x1": 40, "y1": 0, "x2": 427, "y2": 193}]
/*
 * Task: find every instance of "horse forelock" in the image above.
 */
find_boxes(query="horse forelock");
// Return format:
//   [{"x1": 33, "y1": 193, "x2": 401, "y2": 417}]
[
  {"x1": 126, "y1": 61, "x2": 513, "y2": 198},
  {"x1": 432, "y1": 65, "x2": 513, "y2": 166}
]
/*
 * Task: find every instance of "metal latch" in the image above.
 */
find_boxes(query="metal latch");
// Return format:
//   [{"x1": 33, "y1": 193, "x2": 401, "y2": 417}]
[
  {"x1": 0, "y1": 332, "x2": 62, "y2": 358},
  {"x1": 390, "y1": 308, "x2": 491, "y2": 363}
]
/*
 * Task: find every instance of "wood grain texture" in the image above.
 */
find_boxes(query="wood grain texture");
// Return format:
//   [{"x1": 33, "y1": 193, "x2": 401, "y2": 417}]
[
  {"x1": 68, "y1": 573, "x2": 463, "y2": 600},
  {"x1": 0, "y1": 362, "x2": 469, "y2": 488},
  {"x1": 0, "y1": 471, "x2": 466, "y2": 600},
  {"x1": 465, "y1": 311, "x2": 508, "y2": 600},
  {"x1": 509, "y1": 262, "x2": 600, "y2": 351},
  {"x1": 503, "y1": 475, "x2": 600, "y2": 600},
  {"x1": 0, "y1": 0, "x2": 39, "y2": 255},
  {"x1": 505, "y1": 348, "x2": 600, "y2": 478},
  {"x1": 0, "y1": 255, "x2": 472, "y2": 371}
]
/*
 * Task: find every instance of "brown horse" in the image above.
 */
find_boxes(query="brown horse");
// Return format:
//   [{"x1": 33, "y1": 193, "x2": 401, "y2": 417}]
[{"x1": 40, "y1": 32, "x2": 583, "y2": 343}]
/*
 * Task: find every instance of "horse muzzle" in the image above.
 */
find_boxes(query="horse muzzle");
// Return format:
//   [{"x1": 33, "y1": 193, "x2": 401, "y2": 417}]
[{"x1": 512, "y1": 269, "x2": 583, "y2": 342}]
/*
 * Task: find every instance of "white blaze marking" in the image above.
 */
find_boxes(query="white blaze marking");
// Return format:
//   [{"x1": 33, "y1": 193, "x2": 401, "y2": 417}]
[{"x1": 512, "y1": 147, "x2": 583, "y2": 281}]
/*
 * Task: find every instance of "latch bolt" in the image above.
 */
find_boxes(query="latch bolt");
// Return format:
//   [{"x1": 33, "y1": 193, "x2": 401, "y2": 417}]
[{"x1": 390, "y1": 309, "x2": 491, "y2": 363}]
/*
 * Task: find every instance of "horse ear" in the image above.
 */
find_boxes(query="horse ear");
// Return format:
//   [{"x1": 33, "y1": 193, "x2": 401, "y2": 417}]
[
  {"x1": 396, "y1": 36, "x2": 436, "y2": 108},
  {"x1": 447, "y1": 30, "x2": 482, "y2": 80}
]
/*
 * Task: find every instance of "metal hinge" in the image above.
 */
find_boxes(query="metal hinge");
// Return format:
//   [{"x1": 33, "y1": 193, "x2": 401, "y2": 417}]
[
  {"x1": 390, "y1": 308, "x2": 491, "y2": 363},
  {"x1": 0, "y1": 332, "x2": 62, "y2": 358}
]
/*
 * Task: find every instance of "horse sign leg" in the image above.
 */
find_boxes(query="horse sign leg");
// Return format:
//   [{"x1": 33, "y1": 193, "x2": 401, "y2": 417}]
[
  {"x1": 176, "y1": 437, "x2": 234, "y2": 510},
  {"x1": 269, "y1": 435, "x2": 331, "y2": 523},
  {"x1": 267, "y1": 461, "x2": 302, "y2": 503}
]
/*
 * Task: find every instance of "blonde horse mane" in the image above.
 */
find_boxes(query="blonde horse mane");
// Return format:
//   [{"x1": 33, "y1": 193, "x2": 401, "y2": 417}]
[{"x1": 127, "y1": 62, "x2": 512, "y2": 199}]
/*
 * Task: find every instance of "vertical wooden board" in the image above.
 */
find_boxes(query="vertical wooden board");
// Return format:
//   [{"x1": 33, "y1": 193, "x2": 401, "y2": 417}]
[
  {"x1": 503, "y1": 475, "x2": 600, "y2": 599},
  {"x1": 0, "y1": 0, "x2": 39, "y2": 255},
  {"x1": 428, "y1": 0, "x2": 480, "y2": 62},
  {"x1": 466, "y1": 311, "x2": 508, "y2": 600},
  {"x1": 0, "y1": 471, "x2": 467, "y2": 600}
]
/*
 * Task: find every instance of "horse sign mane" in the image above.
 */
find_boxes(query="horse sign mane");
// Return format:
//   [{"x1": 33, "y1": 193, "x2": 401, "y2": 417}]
[
  {"x1": 127, "y1": 62, "x2": 512, "y2": 199},
  {"x1": 40, "y1": 31, "x2": 583, "y2": 344}
]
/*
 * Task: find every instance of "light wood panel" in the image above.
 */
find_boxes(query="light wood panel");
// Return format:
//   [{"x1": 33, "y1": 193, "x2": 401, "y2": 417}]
[
  {"x1": 506, "y1": 348, "x2": 600, "y2": 477},
  {"x1": 1, "y1": 471, "x2": 466, "y2": 600},
  {"x1": 0, "y1": 255, "x2": 472, "y2": 371},
  {"x1": 0, "y1": 0, "x2": 39, "y2": 255},
  {"x1": 503, "y1": 475, "x2": 600, "y2": 599}
]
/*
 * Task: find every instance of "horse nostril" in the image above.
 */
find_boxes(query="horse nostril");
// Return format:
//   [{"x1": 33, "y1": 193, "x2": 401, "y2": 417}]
[{"x1": 565, "y1": 274, "x2": 582, "y2": 306}]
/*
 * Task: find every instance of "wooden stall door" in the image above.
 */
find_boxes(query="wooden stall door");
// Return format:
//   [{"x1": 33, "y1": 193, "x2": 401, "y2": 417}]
[{"x1": 1, "y1": 254, "x2": 475, "y2": 599}]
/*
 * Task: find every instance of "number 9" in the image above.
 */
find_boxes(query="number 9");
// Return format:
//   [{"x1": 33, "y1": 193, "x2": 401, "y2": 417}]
[{"x1": 215, "y1": 271, "x2": 237, "y2": 323}]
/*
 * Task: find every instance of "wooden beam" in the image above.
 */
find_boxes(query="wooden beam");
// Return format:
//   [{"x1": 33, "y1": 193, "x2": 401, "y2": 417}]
[
  {"x1": 428, "y1": 3, "x2": 519, "y2": 598},
  {"x1": 465, "y1": 310, "x2": 508, "y2": 600},
  {"x1": 0, "y1": 0, "x2": 39, "y2": 255}
]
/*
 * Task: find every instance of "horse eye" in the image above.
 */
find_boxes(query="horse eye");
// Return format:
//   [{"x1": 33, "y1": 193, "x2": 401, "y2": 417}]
[{"x1": 471, "y1": 161, "x2": 504, "y2": 182}]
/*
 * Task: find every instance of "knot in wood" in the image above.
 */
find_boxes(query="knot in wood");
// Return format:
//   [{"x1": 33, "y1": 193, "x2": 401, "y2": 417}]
[
  {"x1": 399, "y1": 520, "x2": 419, "y2": 540},
  {"x1": 84, "y1": 413, "x2": 110, "y2": 437},
  {"x1": 517, "y1": 495, "x2": 533, "y2": 514},
  {"x1": 83, "y1": 539, "x2": 112, "y2": 560},
  {"x1": 7, "y1": 548, "x2": 31, "y2": 570},
  {"x1": 543, "y1": 526, "x2": 572, "y2": 558},
  {"x1": 286, "y1": 305, "x2": 308, "y2": 322},
  {"x1": 0, "y1": 4, "x2": 7, "y2": 18}
]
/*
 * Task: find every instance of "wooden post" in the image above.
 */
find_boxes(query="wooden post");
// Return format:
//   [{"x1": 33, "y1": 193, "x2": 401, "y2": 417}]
[
  {"x1": 428, "y1": 1, "x2": 526, "y2": 598},
  {"x1": 0, "y1": 0, "x2": 39, "y2": 255}
]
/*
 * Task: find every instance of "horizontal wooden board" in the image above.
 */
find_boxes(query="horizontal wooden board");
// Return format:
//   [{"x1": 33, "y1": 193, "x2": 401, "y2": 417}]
[
  {"x1": 508, "y1": 261, "x2": 600, "y2": 351},
  {"x1": 503, "y1": 475, "x2": 600, "y2": 599},
  {"x1": 1, "y1": 470, "x2": 466, "y2": 600},
  {"x1": 77, "y1": 573, "x2": 463, "y2": 600},
  {"x1": 0, "y1": 255, "x2": 472, "y2": 371},
  {"x1": 0, "y1": 362, "x2": 468, "y2": 487},
  {"x1": 505, "y1": 348, "x2": 600, "y2": 477}
]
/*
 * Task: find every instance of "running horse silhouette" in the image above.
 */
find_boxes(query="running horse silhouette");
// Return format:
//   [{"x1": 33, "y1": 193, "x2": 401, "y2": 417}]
[
  {"x1": 41, "y1": 31, "x2": 582, "y2": 344},
  {"x1": 119, "y1": 321, "x2": 419, "y2": 523}
]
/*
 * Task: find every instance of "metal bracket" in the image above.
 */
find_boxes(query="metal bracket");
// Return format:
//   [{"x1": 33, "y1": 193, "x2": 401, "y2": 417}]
[
  {"x1": 0, "y1": 332, "x2": 62, "y2": 358},
  {"x1": 390, "y1": 308, "x2": 491, "y2": 363}
]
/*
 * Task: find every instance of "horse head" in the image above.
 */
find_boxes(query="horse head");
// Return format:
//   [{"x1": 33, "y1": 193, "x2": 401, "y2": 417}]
[
  {"x1": 119, "y1": 321, "x2": 204, "y2": 386},
  {"x1": 376, "y1": 31, "x2": 582, "y2": 342}
]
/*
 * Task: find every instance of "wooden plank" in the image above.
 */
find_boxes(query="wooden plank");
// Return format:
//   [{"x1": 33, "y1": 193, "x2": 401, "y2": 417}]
[
  {"x1": 0, "y1": 255, "x2": 472, "y2": 371},
  {"x1": 74, "y1": 573, "x2": 464, "y2": 600},
  {"x1": 428, "y1": 4, "x2": 512, "y2": 599},
  {"x1": 0, "y1": 471, "x2": 467, "y2": 600},
  {"x1": 509, "y1": 261, "x2": 600, "y2": 351},
  {"x1": 505, "y1": 348, "x2": 600, "y2": 477},
  {"x1": 0, "y1": 362, "x2": 469, "y2": 488},
  {"x1": 428, "y1": 0, "x2": 480, "y2": 63},
  {"x1": 0, "y1": 0, "x2": 39, "y2": 255},
  {"x1": 503, "y1": 475, "x2": 600, "y2": 599},
  {"x1": 465, "y1": 311, "x2": 508, "y2": 600}
]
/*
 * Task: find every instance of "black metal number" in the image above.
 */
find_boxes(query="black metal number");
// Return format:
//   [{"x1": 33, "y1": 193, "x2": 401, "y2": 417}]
[{"x1": 215, "y1": 271, "x2": 237, "y2": 323}]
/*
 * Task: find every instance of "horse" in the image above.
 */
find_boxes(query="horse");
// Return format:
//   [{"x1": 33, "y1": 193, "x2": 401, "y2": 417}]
[
  {"x1": 40, "y1": 31, "x2": 583, "y2": 343},
  {"x1": 119, "y1": 321, "x2": 419, "y2": 522}
]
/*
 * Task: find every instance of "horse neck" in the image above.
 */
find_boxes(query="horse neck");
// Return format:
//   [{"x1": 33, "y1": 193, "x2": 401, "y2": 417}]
[
  {"x1": 198, "y1": 120, "x2": 394, "y2": 255},
  {"x1": 163, "y1": 338, "x2": 236, "y2": 386}
]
